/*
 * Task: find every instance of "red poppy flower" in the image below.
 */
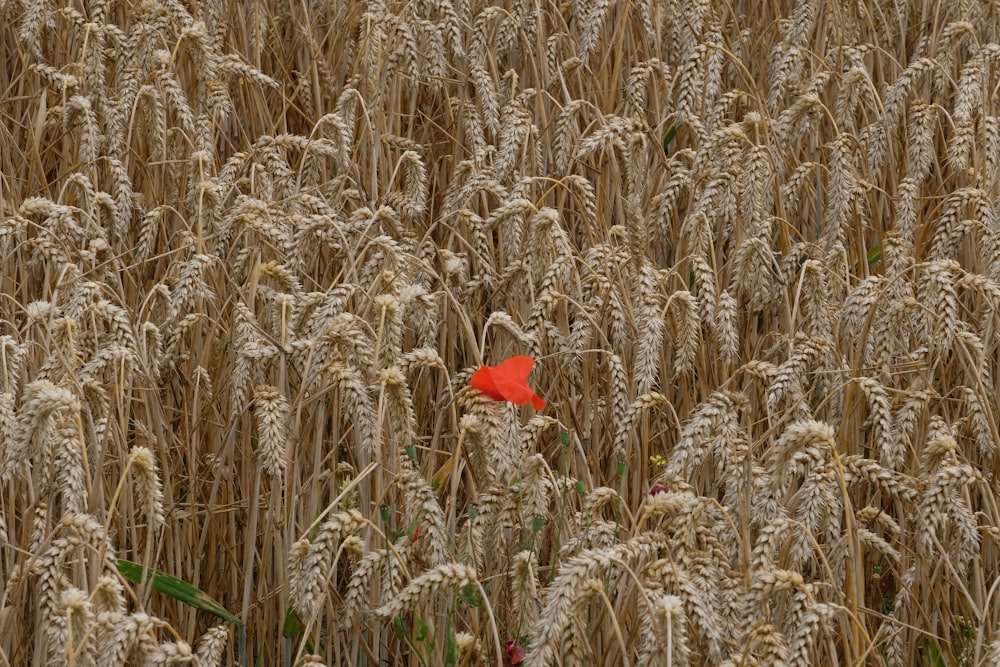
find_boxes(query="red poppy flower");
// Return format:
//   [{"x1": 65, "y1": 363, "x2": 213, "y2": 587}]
[
  {"x1": 649, "y1": 482, "x2": 671, "y2": 496},
  {"x1": 470, "y1": 356, "x2": 545, "y2": 410},
  {"x1": 504, "y1": 637, "x2": 525, "y2": 665}
]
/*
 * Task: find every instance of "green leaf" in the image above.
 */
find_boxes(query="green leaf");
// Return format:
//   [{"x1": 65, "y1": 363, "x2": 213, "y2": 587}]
[
  {"x1": 415, "y1": 617, "x2": 430, "y2": 642},
  {"x1": 279, "y1": 610, "x2": 322, "y2": 660},
  {"x1": 922, "y1": 638, "x2": 946, "y2": 667},
  {"x1": 282, "y1": 607, "x2": 304, "y2": 639},
  {"x1": 662, "y1": 125, "x2": 678, "y2": 156},
  {"x1": 458, "y1": 583, "x2": 482, "y2": 608},
  {"x1": 445, "y1": 624, "x2": 459, "y2": 667},
  {"x1": 116, "y1": 560, "x2": 241, "y2": 626},
  {"x1": 867, "y1": 245, "x2": 881, "y2": 266}
]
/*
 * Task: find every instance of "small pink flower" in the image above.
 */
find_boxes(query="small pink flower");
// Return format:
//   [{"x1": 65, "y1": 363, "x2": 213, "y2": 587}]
[{"x1": 649, "y1": 482, "x2": 671, "y2": 496}]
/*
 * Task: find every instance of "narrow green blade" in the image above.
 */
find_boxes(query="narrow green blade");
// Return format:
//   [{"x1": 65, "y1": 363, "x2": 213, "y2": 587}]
[
  {"x1": 116, "y1": 559, "x2": 242, "y2": 626},
  {"x1": 662, "y1": 125, "x2": 677, "y2": 155},
  {"x1": 867, "y1": 245, "x2": 881, "y2": 266}
]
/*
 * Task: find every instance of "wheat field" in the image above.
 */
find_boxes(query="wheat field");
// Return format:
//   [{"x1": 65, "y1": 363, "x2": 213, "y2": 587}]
[{"x1": 2, "y1": 0, "x2": 1000, "y2": 664}]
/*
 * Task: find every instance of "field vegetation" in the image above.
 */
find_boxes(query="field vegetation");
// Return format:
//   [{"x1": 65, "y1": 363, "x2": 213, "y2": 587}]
[{"x1": 3, "y1": 0, "x2": 1000, "y2": 664}]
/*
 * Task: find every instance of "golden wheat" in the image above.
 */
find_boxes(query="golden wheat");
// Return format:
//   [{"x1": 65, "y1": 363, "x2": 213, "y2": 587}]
[{"x1": 5, "y1": 0, "x2": 1000, "y2": 664}]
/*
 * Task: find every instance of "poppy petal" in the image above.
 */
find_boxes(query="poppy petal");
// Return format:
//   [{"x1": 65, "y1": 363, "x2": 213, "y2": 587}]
[
  {"x1": 469, "y1": 356, "x2": 545, "y2": 409},
  {"x1": 470, "y1": 365, "x2": 504, "y2": 401},
  {"x1": 491, "y1": 357, "x2": 545, "y2": 409},
  {"x1": 493, "y1": 372, "x2": 543, "y2": 407},
  {"x1": 493, "y1": 356, "x2": 535, "y2": 384}
]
